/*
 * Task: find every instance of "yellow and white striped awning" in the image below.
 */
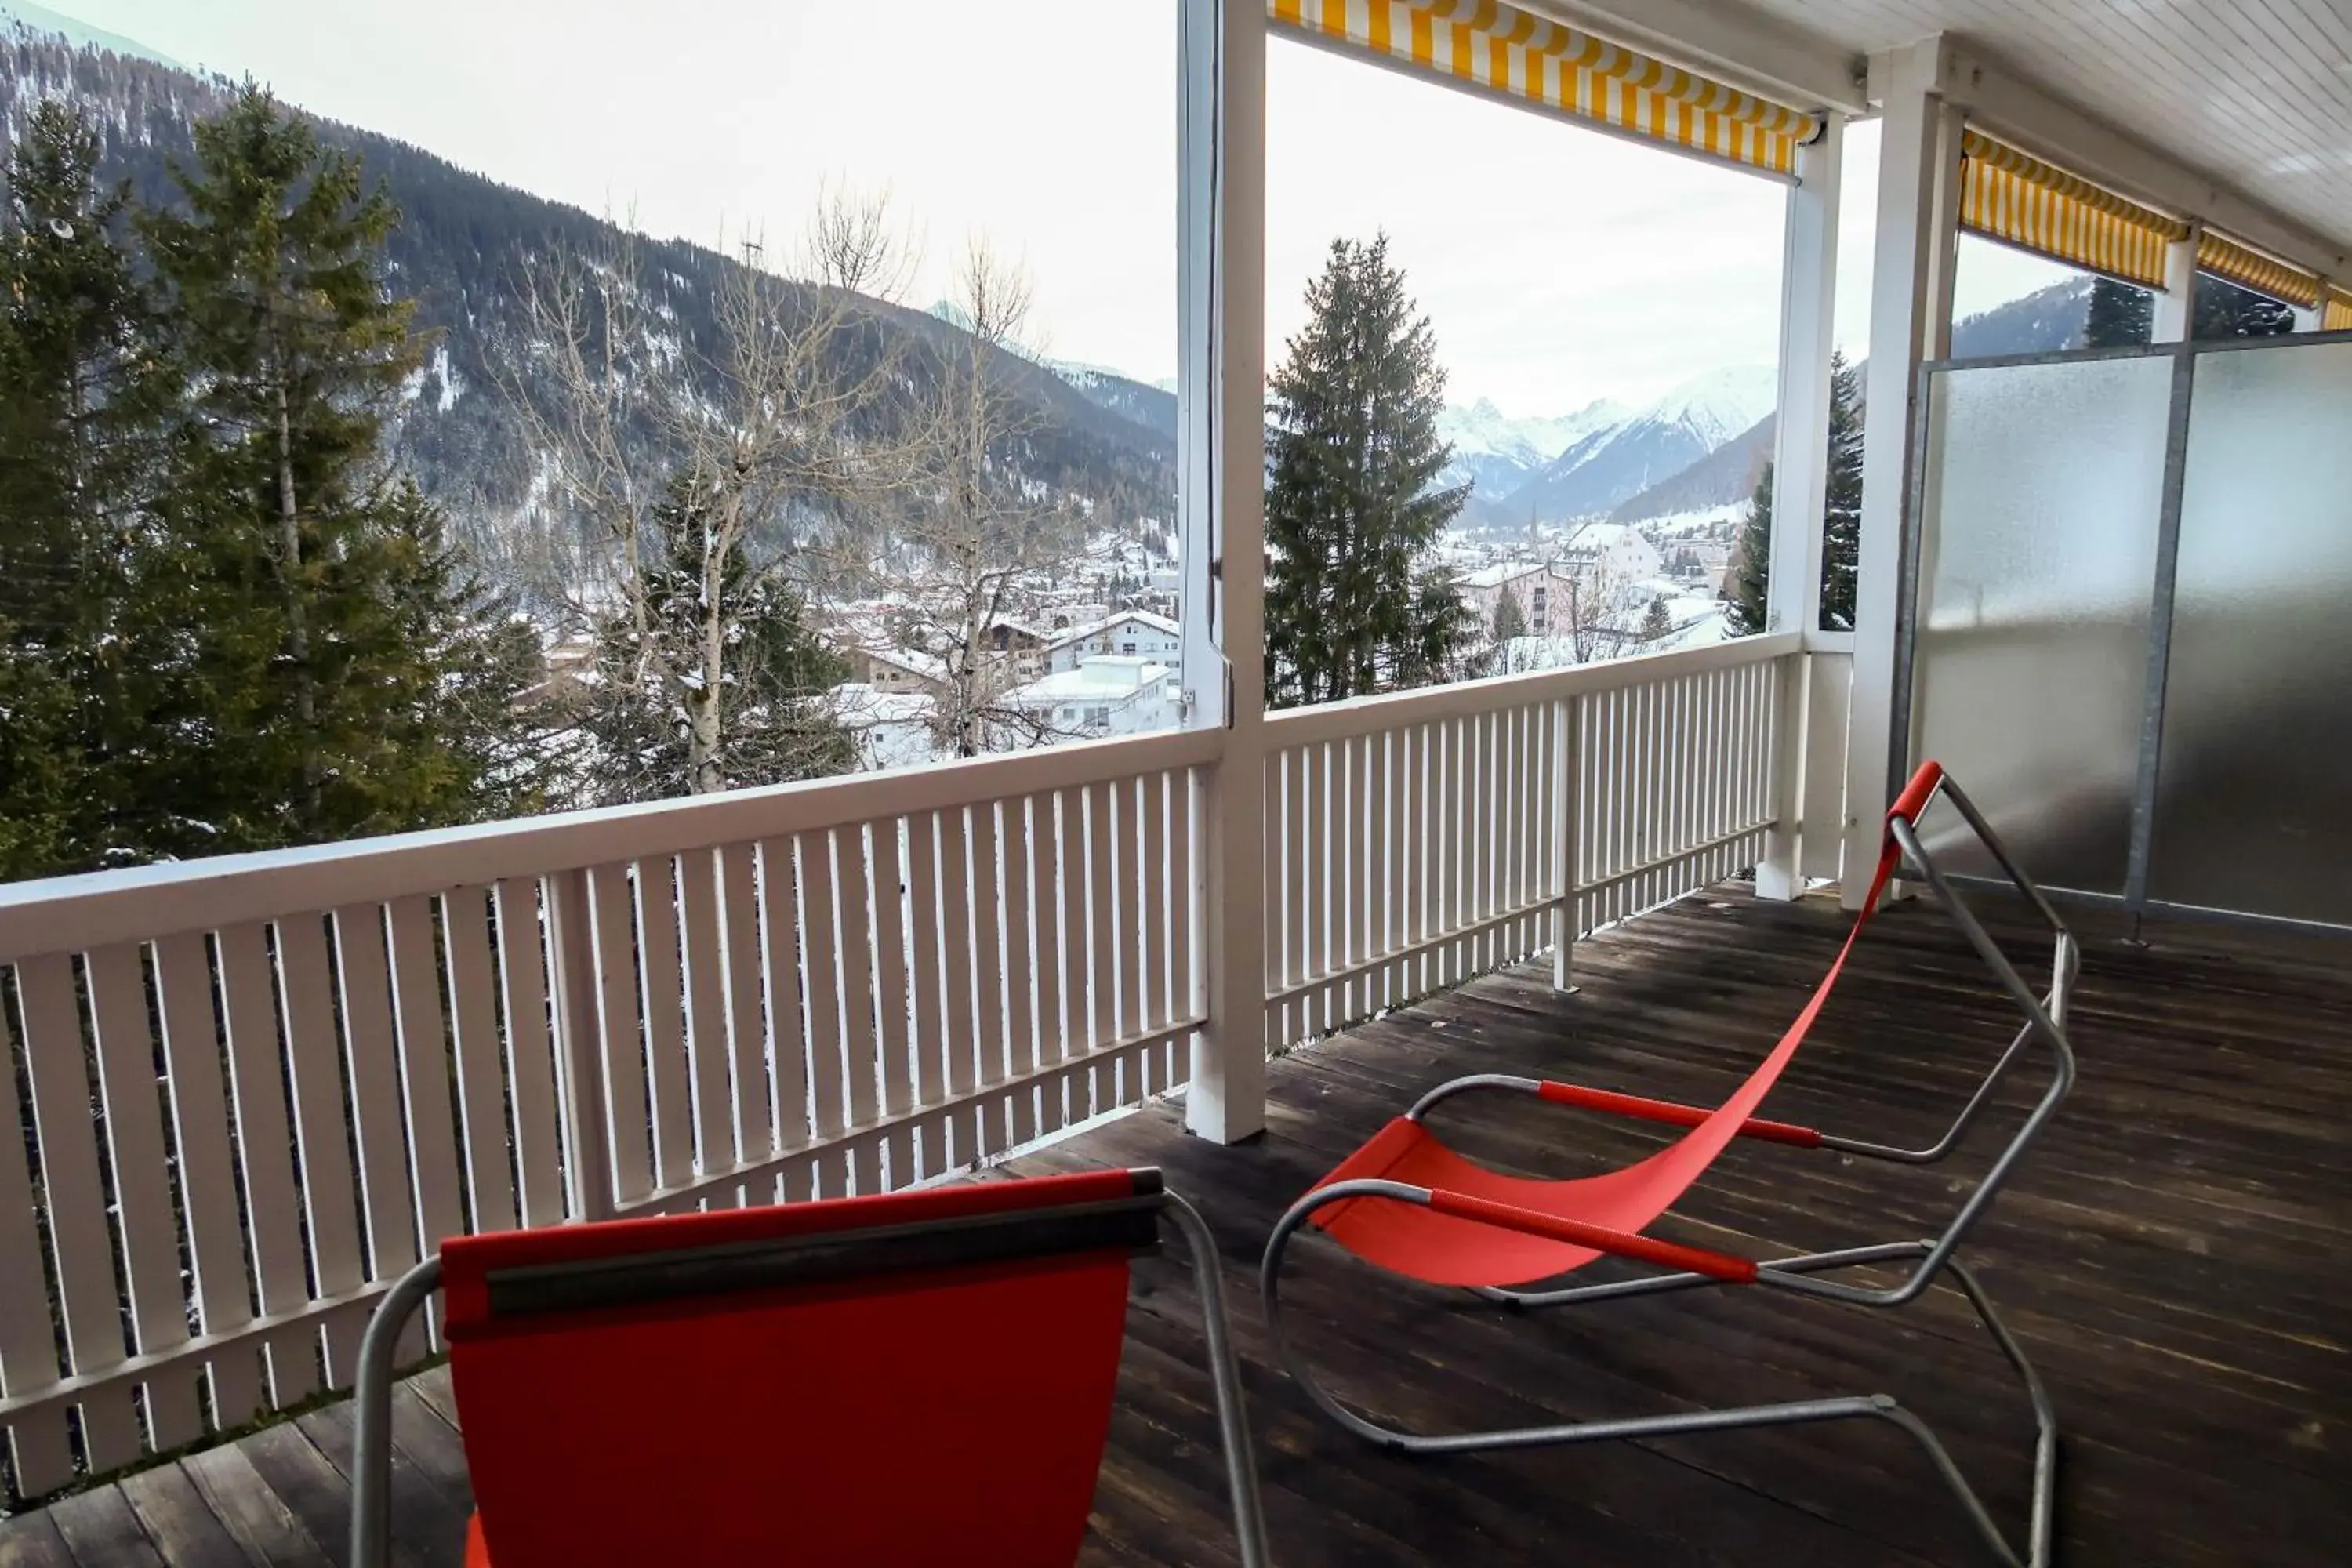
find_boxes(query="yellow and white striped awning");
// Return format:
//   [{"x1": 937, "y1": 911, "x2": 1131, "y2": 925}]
[
  {"x1": 2196, "y1": 230, "x2": 2322, "y2": 310},
  {"x1": 1958, "y1": 132, "x2": 2185, "y2": 290},
  {"x1": 1267, "y1": 0, "x2": 1822, "y2": 177},
  {"x1": 2325, "y1": 289, "x2": 2352, "y2": 332}
]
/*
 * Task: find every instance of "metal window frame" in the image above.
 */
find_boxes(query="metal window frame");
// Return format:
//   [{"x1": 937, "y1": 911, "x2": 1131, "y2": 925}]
[
  {"x1": 1261, "y1": 771, "x2": 2074, "y2": 1566},
  {"x1": 1891, "y1": 325, "x2": 2352, "y2": 939}
]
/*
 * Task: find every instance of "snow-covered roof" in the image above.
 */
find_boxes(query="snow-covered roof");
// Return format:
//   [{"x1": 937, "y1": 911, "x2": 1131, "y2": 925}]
[
  {"x1": 1045, "y1": 608, "x2": 1181, "y2": 649},
  {"x1": 1457, "y1": 561, "x2": 1552, "y2": 590},
  {"x1": 859, "y1": 646, "x2": 947, "y2": 681},
  {"x1": 1559, "y1": 522, "x2": 1648, "y2": 554},
  {"x1": 826, "y1": 683, "x2": 935, "y2": 724},
  {"x1": 1006, "y1": 657, "x2": 1171, "y2": 707}
]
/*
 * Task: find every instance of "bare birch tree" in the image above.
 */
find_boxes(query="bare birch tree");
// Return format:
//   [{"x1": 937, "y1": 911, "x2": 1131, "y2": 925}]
[
  {"x1": 501, "y1": 192, "x2": 924, "y2": 800},
  {"x1": 829, "y1": 241, "x2": 1100, "y2": 758}
]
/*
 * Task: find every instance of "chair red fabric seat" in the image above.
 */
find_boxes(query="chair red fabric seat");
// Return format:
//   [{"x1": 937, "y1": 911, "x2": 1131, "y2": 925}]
[
  {"x1": 351, "y1": 1167, "x2": 1269, "y2": 1568},
  {"x1": 1307, "y1": 762, "x2": 1942, "y2": 1291}
]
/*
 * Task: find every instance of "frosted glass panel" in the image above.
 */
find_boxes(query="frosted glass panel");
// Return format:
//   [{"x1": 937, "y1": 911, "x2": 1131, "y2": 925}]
[
  {"x1": 1909, "y1": 355, "x2": 2172, "y2": 892},
  {"x1": 2150, "y1": 341, "x2": 2352, "y2": 924}
]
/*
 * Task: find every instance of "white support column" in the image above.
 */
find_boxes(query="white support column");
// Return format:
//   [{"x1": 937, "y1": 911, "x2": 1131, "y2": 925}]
[
  {"x1": 1844, "y1": 38, "x2": 1960, "y2": 910},
  {"x1": 1755, "y1": 114, "x2": 1842, "y2": 902},
  {"x1": 2151, "y1": 224, "x2": 2199, "y2": 343},
  {"x1": 1179, "y1": 0, "x2": 1266, "y2": 1144}
]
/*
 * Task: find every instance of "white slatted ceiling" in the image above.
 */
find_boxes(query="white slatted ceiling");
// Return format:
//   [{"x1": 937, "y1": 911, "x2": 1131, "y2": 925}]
[{"x1": 1731, "y1": 0, "x2": 2352, "y2": 253}]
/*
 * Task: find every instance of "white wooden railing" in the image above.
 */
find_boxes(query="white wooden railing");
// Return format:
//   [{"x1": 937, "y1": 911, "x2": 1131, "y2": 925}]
[
  {"x1": 0, "y1": 633, "x2": 1798, "y2": 1501},
  {"x1": 1262, "y1": 634, "x2": 1798, "y2": 1045}
]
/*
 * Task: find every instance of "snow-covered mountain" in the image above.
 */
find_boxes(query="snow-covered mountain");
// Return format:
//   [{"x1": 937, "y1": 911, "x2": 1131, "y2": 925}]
[
  {"x1": 927, "y1": 300, "x2": 1178, "y2": 441},
  {"x1": 1500, "y1": 365, "x2": 1775, "y2": 525},
  {"x1": 0, "y1": 1, "x2": 179, "y2": 68},
  {"x1": 1438, "y1": 396, "x2": 1627, "y2": 495}
]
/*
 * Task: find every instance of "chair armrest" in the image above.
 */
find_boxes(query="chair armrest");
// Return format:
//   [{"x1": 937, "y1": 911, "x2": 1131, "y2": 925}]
[
  {"x1": 1419, "y1": 1186, "x2": 1757, "y2": 1283},
  {"x1": 1535, "y1": 1080, "x2": 1823, "y2": 1147}
]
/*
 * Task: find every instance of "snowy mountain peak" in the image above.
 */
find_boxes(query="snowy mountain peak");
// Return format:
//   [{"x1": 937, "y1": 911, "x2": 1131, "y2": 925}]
[
  {"x1": 0, "y1": 2, "x2": 182, "y2": 69},
  {"x1": 1632, "y1": 365, "x2": 1777, "y2": 450},
  {"x1": 1439, "y1": 396, "x2": 1628, "y2": 468}
]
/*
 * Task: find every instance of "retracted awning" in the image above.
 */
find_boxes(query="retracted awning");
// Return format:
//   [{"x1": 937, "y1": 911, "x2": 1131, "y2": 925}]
[
  {"x1": 1958, "y1": 132, "x2": 2185, "y2": 290},
  {"x1": 1268, "y1": 0, "x2": 1822, "y2": 177}
]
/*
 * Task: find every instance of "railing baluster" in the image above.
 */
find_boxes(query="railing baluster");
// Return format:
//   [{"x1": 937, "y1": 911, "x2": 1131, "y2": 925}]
[
  {"x1": 676, "y1": 851, "x2": 733, "y2": 1196},
  {"x1": 385, "y1": 897, "x2": 464, "y2": 1324},
  {"x1": 869, "y1": 819, "x2": 916, "y2": 1183},
  {"x1": 632, "y1": 858, "x2": 692, "y2": 1196},
  {"x1": 331, "y1": 904, "x2": 420, "y2": 1349},
  {"x1": 85, "y1": 943, "x2": 201, "y2": 1446},
  {"x1": 756, "y1": 838, "x2": 813, "y2": 1185},
  {"x1": 441, "y1": 887, "x2": 517, "y2": 1233},
  {"x1": 1140, "y1": 771, "x2": 1171, "y2": 1079},
  {"x1": 962, "y1": 804, "x2": 1004, "y2": 1158},
  {"x1": 1174, "y1": 768, "x2": 1198, "y2": 1047},
  {"x1": 938, "y1": 808, "x2": 978, "y2": 1158},
  {"x1": 1115, "y1": 779, "x2": 1144, "y2": 1057},
  {"x1": 1084, "y1": 780, "x2": 1116, "y2": 1111},
  {"x1": 274, "y1": 915, "x2": 366, "y2": 1380},
  {"x1": 213, "y1": 924, "x2": 313, "y2": 1403},
  {"x1": 492, "y1": 880, "x2": 564, "y2": 1227},
  {"x1": 0, "y1": 967, "x2": 74, "y2": 1494},
  {"x1": 716, "y1": 843, "x2": 770, "y2": 1185},
  {"x1": 17, "y1": 953, "x2": 140, "y2": 1467},
  {"x1": 835, "y1": 825, "x2": 882, "y2": 1187},
  {"x1": 1050, "y1": 789, "x2": 1087, "y2": 1134},
  {"x1": 1002, "y1": 797, "x2": 1039, "y2": 1142},
  {"x1": 794, "y1": 832, "x2": 847, "y2": 1185},
  {"x1": 902, "y1": 815, "x2": 945, "y2": 1174}
]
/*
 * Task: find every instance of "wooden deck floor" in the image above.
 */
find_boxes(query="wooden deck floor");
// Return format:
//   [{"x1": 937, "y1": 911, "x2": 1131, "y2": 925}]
[{"x1": 4, "y1": 885, "x2": 2346, "y2": 1566}]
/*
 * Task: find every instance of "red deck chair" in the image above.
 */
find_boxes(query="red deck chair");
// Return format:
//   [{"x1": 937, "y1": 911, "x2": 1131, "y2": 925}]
[
  {"x1": 350, "y1": 1167, "x2": 1269, "y2": 1568},
  {"x1": 1261, "y1": 761, "x2": 2076, "y2": 1568}
]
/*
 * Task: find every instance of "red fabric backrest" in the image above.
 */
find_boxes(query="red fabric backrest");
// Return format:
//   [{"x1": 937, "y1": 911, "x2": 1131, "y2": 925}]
[{"x1": 441, "y1": 1171, "x2": 1145, "y2": 1568}]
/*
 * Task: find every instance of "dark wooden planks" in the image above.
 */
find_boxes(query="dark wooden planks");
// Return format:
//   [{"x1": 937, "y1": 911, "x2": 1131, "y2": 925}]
[{"x1": 7, "y1": 884, "x2": 2347, "y2": 1567}]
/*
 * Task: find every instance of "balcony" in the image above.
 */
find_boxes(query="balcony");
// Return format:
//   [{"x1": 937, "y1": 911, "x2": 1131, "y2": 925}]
[
  {"x1": 5, "y1": 0, "x2": 2351, "y2": 1559},
  {"x1": 4, "y1": 872, "x2": 2343, "y2": 1565}
]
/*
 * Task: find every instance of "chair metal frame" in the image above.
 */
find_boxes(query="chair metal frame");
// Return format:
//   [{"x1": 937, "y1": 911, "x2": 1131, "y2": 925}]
[
  {"x1": 1261, "y1": 768, "x2": 2076, "y2": 1568},
  {"x1": 352, "y1": 1177, "x2": 1269, "y2": 1568}
]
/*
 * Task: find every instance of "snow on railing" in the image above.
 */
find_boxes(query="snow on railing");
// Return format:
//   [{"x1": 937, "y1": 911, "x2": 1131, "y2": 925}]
[{"x1": 0, "y1": 633, "x2": 1799, "y2": 1502}]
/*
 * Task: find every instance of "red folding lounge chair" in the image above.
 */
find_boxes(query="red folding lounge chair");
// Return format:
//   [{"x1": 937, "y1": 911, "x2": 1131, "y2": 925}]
[
  {"x1": 1261, "y1": 761, "x2": 2076, "y2": 1568},
  {"x1": 350, "y1": 1167, "x2": 1269, "y2": 1567}
]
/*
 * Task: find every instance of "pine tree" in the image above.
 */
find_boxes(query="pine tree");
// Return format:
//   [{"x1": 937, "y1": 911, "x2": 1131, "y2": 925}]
[
  {"x1": 1488, "y1": 583, "x2": 1528, "y2": 674},
  {"x1": 2086, "y1": 272, "x2": 2295, "y2": 347},
  {"x1": 1724, "y1": 350, "x2": 1863, "y2": 637},
  {"x1": 1491, "y1": 584, "x2": 1527, "y2": 643},
  {"x1": 1818, "y1": 351, "x2": 1864, "y2": 631},
  {"x1": 137, "y1": 86, "x2": 535, "y2": 855},
  {"x1": 577, "y1": 472, "x2": 852, "y2": 804},
  {"x1": 2194, "y1": 274, "x2": 2296, "y2": 339},
  {"x1": 1726, "y1": 464, "x2": 1772, "y2": 637},
  {"x1": 2083, "y1": 277, "x2": 2152, "y2": 347},
  {"x1": 1639, "y1": 595, "x2": 1671, "y2": 642},
  {"x1": 1265, "y1": 234, "x2": 1475, "y2": 708},
  {"x1": 0, "y1": 102, "x2": 176, "y2": 878}
]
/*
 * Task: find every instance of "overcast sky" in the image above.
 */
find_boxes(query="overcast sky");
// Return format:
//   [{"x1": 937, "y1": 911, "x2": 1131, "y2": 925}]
[{"x1": 54, "y1": 0, "x2": 2071, "y2": 413}]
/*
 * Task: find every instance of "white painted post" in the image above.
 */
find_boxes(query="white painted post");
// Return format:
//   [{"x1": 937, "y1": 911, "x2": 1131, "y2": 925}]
[
  {"x1": 1180, "y1": 0, "x2": 1266, "y2": 1144},
  {"x1": 2151, "y1": 224, "x2": 2198, "y2": 343},
  {"x1": 1846, "y1": 40, "x2": 1960, "y2": 910},
  {"x1": 1549, "y1": 695, "x2": 1579, "y2": 989},
  {"x1": 1756, "y1": 114, "x2": 1843, "y2": 901}
]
